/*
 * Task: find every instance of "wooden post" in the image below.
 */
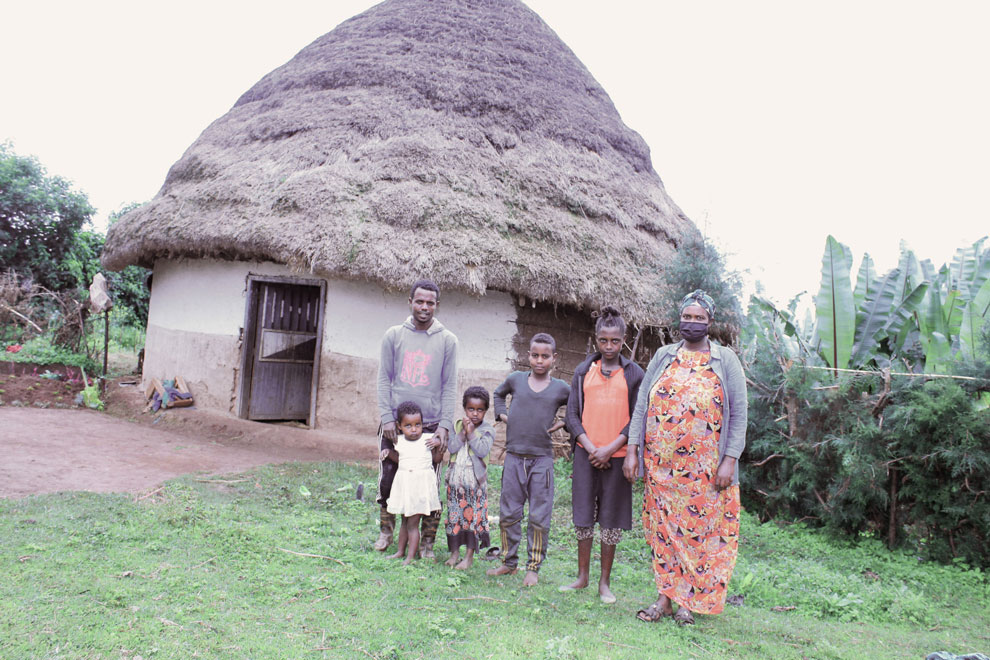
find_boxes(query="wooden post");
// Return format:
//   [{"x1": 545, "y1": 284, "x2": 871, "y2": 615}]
[
  {"x1": 102, "y1": 309, "x2": 110, "y2": 395},
  {"x1": 629, "y1": 325, "x2": 643, "y2": 362}
]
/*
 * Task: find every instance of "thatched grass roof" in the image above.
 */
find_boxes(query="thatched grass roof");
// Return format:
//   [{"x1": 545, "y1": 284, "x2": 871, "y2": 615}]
[{"x1": 103, "y1": 0, "x2": 699, "y2": 323}]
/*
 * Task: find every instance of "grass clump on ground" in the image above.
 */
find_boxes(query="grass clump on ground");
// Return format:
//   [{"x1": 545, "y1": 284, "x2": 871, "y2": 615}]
[{"x1": 1, "y1": 461, "x2": 987, "y2": 659}]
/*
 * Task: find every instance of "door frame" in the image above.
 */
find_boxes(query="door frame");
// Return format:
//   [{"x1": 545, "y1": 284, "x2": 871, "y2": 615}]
[{"x1": 236, "y1": 274, "x2": 327, "y2": 428}]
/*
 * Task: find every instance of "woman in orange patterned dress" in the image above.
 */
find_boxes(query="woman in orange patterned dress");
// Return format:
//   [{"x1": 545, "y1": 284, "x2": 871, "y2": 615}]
[{"x1": 623, "y1": 290, "x2": 747, "y2": 624}]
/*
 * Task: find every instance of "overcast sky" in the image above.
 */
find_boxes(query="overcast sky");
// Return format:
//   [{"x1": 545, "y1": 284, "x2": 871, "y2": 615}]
[{"x1": 2, "y1": 1, "x2": 987, "y2": 306}]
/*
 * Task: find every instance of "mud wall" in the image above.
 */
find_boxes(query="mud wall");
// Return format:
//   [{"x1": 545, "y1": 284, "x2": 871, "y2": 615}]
[{"x1": 143, "y1": 258, "x2": 518, "y2": 438}]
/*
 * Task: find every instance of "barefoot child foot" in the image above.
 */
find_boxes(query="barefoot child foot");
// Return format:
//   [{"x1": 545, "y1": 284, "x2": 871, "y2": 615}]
[
  {"x1": 522, "y1": 570, "x2": 539, "y2": 587},
  {"x1": 559, "y1": 537, "x2": 592, "y2": 592},
  {"x1": 486, "y1": 564, "x2": 518, "y2": 577},
  {"x1": 598, "y1": 541, "x2": 618, "y2": 603},
  {"x1": 445, "y1": 552, "x2": 460, "y2": 568},
  {"x1": 454, "y1": 548, "x2": 474, "y2": 570},
  {"x1": 558, "y1": 576, "x2": 589, "y2": 592}
]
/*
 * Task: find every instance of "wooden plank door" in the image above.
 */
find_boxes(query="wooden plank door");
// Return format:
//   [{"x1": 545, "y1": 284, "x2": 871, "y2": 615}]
[{"x1": 246, "y1": 282, "x2": 321, "y2": 422}]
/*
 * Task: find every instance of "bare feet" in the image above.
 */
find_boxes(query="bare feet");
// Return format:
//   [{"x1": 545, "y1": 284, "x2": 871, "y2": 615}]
[
  {"x1": 486, "y1": 564, "x2": 518, "y2": 577},
  {"x1": 598, "y1": 581, "x2": 616, "y2": 604},
  {"x1": 522, "y1": 571, "x2": 539, "y2": 587},
  {"x1": 402, "y1": 556, "x2": 414, "y2": 566},
  {"x1": 444, "y1": 554, "x2": 460, "y2": 568},
  {"x1": 559, "y1": 575, "x2": 590, "y2": 592},
  {"x1": 387, "y1": 550, "x2": 404, "y2": 560},
  {"x1": 454, "y1": 557, "x2": 473, "y2": 570}
]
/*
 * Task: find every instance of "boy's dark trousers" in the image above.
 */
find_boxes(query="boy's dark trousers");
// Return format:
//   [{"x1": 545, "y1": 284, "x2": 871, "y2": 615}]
[
  {"x1": 498, "y1": 453, "x2": 554, "y2": 572},
  {"x1": 376, "y1": 423, "x2": 443, "y2": 551}
]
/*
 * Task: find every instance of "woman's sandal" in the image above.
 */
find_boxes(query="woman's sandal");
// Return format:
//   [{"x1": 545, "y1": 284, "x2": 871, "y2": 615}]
[
  {"x1": 673, "y1": 608, "x2": 695, "y2": 625},
  {"x1": 636, "y1": 602, "x2": 671, "y2": 622}
]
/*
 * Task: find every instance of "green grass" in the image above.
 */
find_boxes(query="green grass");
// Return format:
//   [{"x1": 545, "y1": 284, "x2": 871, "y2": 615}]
[
  {"x1": 80, "y1": 308, "x2": 146, "y2": 356},
  {"x1": 2, "y1": 335, "x2": 99, "y2": 371},
  {"x1": 1, "y1": 461, "x2": 987, "y2": 659}
]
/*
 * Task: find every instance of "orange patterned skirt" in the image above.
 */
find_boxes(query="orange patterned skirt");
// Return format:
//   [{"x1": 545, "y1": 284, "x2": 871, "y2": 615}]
[{"x1": 643, "y1": 348, "x2": 740, "y2": 615}]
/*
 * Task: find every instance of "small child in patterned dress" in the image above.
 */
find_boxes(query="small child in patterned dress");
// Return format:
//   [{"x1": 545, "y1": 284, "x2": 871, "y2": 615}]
[{"x1": 443, "y1": 386, "x2": 495, "y2": 570}]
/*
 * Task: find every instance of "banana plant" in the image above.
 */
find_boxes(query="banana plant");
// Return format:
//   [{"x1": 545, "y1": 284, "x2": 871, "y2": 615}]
[
  {"x1": 813, "y1": 236, "x2": 856, "y2": 371},
  {"x1": 850, "y1": 267, "x2": 900, "y2": 366},
  {"x1": 912, "y1": 238, "x2": 990, "y2": 371},
  {"x1": 886, "y1": 245, "x2": 927, "y2": 353},
  {"x1": 750, "y1": 236, "x2": 989, "y2": 377},
  {"x1": 849, "y1": 266, "x2": 929, "y2": 368},
  {"x1": 751, "y1": 295, "x2": 817, "y2": 360},
  {"x1": 960, "y1": 277, "x2": 990, "y2": 361},
  {"x1": 951, "y1": 237, "x2": 990, "y2": 302},
  {"x1": 853, "y1": 253, "x2": 876, "y2": 311}
]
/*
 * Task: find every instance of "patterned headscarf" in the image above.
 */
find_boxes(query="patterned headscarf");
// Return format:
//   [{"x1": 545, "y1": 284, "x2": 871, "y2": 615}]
[{"x1": 679, "y1": 289, "x2": 716, "y2": 319}]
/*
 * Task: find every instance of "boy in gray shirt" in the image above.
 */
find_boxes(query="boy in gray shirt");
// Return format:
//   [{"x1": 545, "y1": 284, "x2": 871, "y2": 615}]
[{"x1": 486, "y1": 332, "x2": 570, "y2": 587}]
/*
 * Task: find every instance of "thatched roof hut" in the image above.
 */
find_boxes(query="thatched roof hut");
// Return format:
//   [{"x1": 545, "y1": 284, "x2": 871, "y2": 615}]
[{"x1": 103, "y1": 0, "x2": 698, "y2": 324}]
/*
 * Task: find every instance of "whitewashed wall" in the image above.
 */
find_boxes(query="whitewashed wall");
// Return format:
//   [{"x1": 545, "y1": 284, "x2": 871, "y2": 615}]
[
  {"x1": 322, "y1": 278, "x2": 516, "y2": 369},
  {"x1": 143, "y1": 258, "x2": 517, "y2": 426},
  {"x1": 148, "y1": 258, "x2": 517, "y2": 369}
]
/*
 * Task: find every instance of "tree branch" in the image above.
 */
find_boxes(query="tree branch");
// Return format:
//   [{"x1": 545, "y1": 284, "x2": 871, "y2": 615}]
[
  {"x1": 750, "y1": 453, "x2": 784, "y2": 467},
  {"x1": 0, "y1": 302, "x2": 43, "y2": 333}
]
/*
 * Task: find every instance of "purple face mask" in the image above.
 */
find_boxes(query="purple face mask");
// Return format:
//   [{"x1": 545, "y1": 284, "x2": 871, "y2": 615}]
[{"x1": 679, "y1": 321, "x2": 709, "y2": 342}]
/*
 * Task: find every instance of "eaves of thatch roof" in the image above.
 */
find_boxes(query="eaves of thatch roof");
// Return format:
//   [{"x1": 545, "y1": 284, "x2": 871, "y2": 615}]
[{"x1": 102, "y1": 0, "x2": 700, "y2": 324}]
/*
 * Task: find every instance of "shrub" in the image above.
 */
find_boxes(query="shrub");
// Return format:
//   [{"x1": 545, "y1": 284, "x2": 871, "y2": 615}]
[{"x1": 742, "y1": 333, "x2": 990, "y2": 568}]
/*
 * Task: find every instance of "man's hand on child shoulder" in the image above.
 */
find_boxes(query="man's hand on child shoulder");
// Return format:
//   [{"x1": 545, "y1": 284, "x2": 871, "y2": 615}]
[{"x1": 433, "y1": 427, "x2": 449, "y2": 453}]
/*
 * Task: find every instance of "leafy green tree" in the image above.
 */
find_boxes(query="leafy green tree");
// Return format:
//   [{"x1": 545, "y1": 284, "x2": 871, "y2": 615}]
[
  {"x1": 104, "y1": 203, "x2": 150, "y2": 325},
  {"x1": 0, "y1": 143, "x2": 94, "y2": 291},
  {"x1": 57, "y1": 203, "x2": 151, "y2": 325}
]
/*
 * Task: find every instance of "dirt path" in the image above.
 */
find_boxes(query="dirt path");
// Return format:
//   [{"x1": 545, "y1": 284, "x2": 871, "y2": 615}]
[{"x1": 0, "y1": 406, "x2": 377, "y2": 498}]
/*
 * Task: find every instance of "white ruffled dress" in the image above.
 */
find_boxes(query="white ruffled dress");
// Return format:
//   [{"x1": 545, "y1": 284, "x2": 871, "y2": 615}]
[{"x1": 387, "y1": 433, "x2": 441, "y2": 516}]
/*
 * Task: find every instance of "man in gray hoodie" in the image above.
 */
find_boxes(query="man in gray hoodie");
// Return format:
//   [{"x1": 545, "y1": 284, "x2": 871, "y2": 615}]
[{"x1": 374, "y1": 279, "x2": 458, "y2": 559}]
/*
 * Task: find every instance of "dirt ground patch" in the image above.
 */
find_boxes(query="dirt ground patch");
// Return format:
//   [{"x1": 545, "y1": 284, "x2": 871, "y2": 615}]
[
  {"x1": 0, "y1": 362, "x2": 87, "y2": 408},
  {"x1": 1, "y1": 374, "x2": 379, "y2": 498}
]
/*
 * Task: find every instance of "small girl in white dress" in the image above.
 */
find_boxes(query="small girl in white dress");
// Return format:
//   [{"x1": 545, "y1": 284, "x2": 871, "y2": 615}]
[{"x1": 385, "y1": 401, "x2": 442, "y2": 564}]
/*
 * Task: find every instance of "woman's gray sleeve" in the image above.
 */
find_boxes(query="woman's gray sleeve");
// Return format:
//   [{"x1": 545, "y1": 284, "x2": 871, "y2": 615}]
[
  {"x1": 722, "y1": 351, "x2": 748, "y2": 459},
  {"x1": 627, "y1": 352, "x2": 661, "y2": 448}
]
